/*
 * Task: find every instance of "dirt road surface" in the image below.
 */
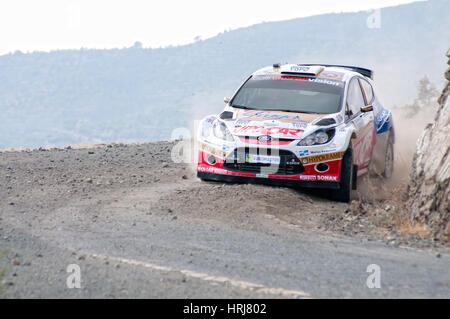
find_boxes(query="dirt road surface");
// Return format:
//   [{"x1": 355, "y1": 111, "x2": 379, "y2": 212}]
[{"x1": 1, "y1": 142, "x2": 449, "y2": 298}]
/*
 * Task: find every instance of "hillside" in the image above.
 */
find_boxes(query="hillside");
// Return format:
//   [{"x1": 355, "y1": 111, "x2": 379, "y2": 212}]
[{"x1": 1, "y1": 0, "x2": 449, "y2": 149}]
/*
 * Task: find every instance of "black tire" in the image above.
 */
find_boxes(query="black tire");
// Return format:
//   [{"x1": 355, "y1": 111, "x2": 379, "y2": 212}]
[
  {"x1": 382, "y1": 133, "x2": 394, "y2": 178},
  {"x1": 330, "y1": 149, "x2": 353, "y2": 203}
]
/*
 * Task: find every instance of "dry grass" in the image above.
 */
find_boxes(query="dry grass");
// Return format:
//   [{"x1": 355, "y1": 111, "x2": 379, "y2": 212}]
[
  {"x1": 398, "y1": 221, "x2": 432, "y2": 239},
  {"x1": 359, "y1": 176, "x2": 449, "y2": 243},
  {"x1": 352, "y1": 173, "x2": 438, "y2": 241}
]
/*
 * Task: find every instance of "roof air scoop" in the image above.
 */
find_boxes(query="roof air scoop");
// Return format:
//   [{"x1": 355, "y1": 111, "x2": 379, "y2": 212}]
[
  {"x1": 281, "y1": 65, "x2": 324, "y2": 77},
  {"x1": 219, "y1": 111, "x2": 234, "y2": 120}
]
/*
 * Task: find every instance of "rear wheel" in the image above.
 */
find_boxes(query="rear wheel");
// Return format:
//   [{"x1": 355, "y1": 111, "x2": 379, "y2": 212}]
[
  {"x1": 330, "y1": 149, "x2": 353, "y2": 203},
  {"x1": 382, "y1": 133, "x2": 394, "y2": 178}
]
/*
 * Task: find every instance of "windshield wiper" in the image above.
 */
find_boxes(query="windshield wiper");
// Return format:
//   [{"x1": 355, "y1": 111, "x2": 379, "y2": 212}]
[
  {"x1": 230, "y1": 105, "x2": 257, "y2": 110},
  {"x1": 231, "y1": 105, "x2": 321, "y2": 114},
  {"x1": 262, "y1": 108, "x2": 319, "y2": 114}
]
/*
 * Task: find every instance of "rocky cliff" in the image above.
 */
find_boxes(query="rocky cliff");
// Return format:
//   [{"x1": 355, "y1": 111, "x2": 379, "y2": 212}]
[{"x1": 408, "y1": 49, "x2": 450, "y2": 241}]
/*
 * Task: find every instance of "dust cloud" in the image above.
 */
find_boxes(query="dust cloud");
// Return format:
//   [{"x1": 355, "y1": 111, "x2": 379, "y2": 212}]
[
  {"x1": 356, "y1": 88, "x2": 440, "y2": 202},
  {"x1": 391, "y1": 105, "x2": 438, "y2": 180}
]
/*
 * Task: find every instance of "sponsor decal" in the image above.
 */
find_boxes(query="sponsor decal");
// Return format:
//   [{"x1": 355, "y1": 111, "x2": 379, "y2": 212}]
[
  {"x1": 234, "y1": 125, "x2": 302, "y2": 137},
  {"x1": 336, "y1": 114, "x2": 343, "y2": 122},
  {"x1": 318, "y1": 71, "x2": 345, "y2": 81},
  {"x1": 299, "y1": 151, "x2": 345, "y2": 164},
  {"x1": 290, "y1": 65, "x2": 311, "y2": 72},
  {"x1": 199, "y1": 142, "x2": 228, "y2": 159},
  {"x1": 298, "y1": 175, "x2": 338, "y2": 182},
  {"x1": 286, "y1": 159, "x2": 301, "y2": 165},
  {"x1": 317, "y1": 175, "x2": 338, "y2": 181},
  {"x1": 298, "y1": 148, "x2": 337, "y2": 157},
  {"x1": 292, "y1": 121, "x2": 308, "y2": 129},
  {"x1": 240, "y1": 110, "x2": 302, "y2": 122},
  {"x1": 299, "y1": 150, "x2": 309, "y2": 156},
  {"x1": 252, "y1": 75, "x2": 279, "y2": 80},
  {"x1": 251, "y1": 72, "x2": 344, "y2": 86},
  {"x1": 309, "y1": 147, "x2": 338, "y2": 155},
  {"x1": 234, "y1": 119, "x2": 251, "y2": 127},
  {"x1": 197, "y1": 166, "x2": 229, "y2": 175},
  {"x1": 245, "y1": 154, "x2": 280, "y2": 165},
  {"x1": 299, "y1": 175, "x2": 317, "y2": 181},
  {"x1": 262, "y1": 120, "x2": 281, "y2": 127},
  {"x1": 319, "y1": 71, "x2": 339, "y2": 78},
  {"x1": 318, "y1": 148, "x2": 337, "y2": 153},
  {"x1": 237, "y1": 110, "x2": 321, "y2": 124},
  {"x1": 279, "y1": 76, "x2": 309, "y2": 81},
  {"x1": 221, "y1": 145, "x2": 230, "y2": 151},
  {"x1": 308, "y1": 78, "x2": 344, "y2": 87},
  {"x1": 353, "y1": 128, "x2": 375, "y2": 167},
  {"x1": 375, "y1": 109, "x2": 390, "y2": 134},
  {"x1": 255, "y1": 69, "x2": 280, "y2": 75}
]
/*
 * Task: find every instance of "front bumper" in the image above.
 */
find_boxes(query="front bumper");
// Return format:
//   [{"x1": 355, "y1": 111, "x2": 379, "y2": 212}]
[{"x1": 197, "y1": 145, "x2": 344, "y2": 190}]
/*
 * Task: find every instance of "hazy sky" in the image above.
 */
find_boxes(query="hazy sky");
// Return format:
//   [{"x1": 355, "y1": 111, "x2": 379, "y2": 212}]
[{"x1": 0, "y1": 0, "x2": 421, "y2": 55}]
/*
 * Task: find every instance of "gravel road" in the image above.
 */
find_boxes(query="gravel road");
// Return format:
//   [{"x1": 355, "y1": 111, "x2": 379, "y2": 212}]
[{"x1": 1, "y1": 142, "x2": 449, "y2": 298}]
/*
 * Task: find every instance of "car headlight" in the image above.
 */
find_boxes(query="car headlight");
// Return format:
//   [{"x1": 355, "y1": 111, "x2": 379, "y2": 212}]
[
  {"x1": 213, "y1": 121, "x2": 234, "y2": 142},
  {"x1": 200, "y1": 118, "x2": 214, "y2": 138},
  {"x1": 198, "y1": 116, "x2": 216, "y2": 138},
  {"x1": 297, "y1": 129, "x2": 334, "y2": 146}
]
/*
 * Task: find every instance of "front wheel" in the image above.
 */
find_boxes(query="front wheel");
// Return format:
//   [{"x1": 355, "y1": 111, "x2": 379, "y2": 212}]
[{"x1": 330, "y1": 149, "x2": 353, "y2": 203}]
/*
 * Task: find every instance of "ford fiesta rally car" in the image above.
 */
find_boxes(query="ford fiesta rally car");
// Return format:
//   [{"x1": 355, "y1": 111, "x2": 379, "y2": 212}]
[{"x1": 196, "y1": 64, "x2": 394, "y2": 202}]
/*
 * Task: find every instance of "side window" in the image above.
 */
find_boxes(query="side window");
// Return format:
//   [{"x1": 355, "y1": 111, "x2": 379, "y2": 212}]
[
  {"x1": 359, "y1": 78, "x2": 374, "y2": 104},
  {"x1": 346, "y1": 78, "x2": 365, "y2": 117}
]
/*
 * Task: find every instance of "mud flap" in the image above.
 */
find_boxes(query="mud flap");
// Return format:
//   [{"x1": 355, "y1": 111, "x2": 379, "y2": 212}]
[{"x1": 352, "y1": 164, "x2": 358, "y2": 190}]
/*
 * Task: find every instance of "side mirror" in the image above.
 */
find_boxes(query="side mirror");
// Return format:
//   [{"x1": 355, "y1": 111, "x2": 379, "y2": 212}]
[
  {"x1": 360, "y1": 105, "x2": 373, "y2": 113},
  {"x1": 224, "y1": 97, "x2": 231, "y2": 104}
]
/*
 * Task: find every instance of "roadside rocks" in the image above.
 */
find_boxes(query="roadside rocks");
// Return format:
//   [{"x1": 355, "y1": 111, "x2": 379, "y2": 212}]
[{"x1": 407, "y1": 49, "x2": 450, "y2": 242}]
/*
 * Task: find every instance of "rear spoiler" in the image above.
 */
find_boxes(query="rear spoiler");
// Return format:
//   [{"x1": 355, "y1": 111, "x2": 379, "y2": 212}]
[{"x1": 298, "y1": 64, "x2": 374, "y2": 80}]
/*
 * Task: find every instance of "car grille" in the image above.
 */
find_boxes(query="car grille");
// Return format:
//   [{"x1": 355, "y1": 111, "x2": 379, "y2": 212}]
[{"x1": 223, "y1": 148, "x2": 304, "y2": 175}]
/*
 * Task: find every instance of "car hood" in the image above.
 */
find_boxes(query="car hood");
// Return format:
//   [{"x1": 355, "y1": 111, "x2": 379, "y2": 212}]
[{"x1": 226, "y1": 108, "x2": 334, "y2": 140}]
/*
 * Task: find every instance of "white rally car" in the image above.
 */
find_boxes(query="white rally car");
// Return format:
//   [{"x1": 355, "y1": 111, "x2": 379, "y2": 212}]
[{"x1": 197, "y1": 64, "x2": 395, "y2": 202}]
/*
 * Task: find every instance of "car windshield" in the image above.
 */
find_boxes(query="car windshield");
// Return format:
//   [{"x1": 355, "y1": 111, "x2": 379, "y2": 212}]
[{"x1": 231, "y1": 76, "x2": 344, "y2": 114}]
